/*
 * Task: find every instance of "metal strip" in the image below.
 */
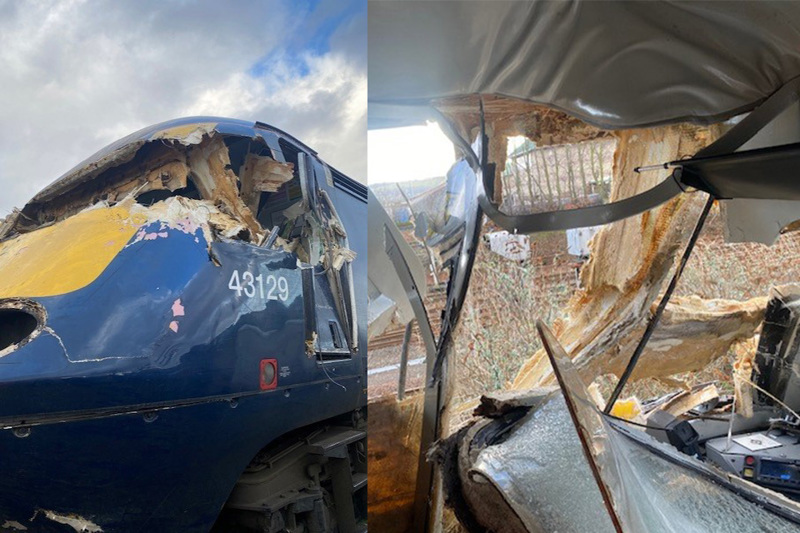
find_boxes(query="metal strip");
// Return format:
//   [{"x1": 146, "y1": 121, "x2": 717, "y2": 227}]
[
  {"x1": 398, "y1": 321, "x2": 413, "y2": 401},
  {"x1": 0, "y1": 375, "x2": 362, "y2": 430},
  {"x1": 382, "y1": 224, "x2": 439, "y2": 533},
  {"x1": 478, "y1": 176, "x2": 683, "y2": 234}
]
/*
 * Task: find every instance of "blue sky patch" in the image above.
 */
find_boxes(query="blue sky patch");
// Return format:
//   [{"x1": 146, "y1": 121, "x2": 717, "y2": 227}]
[{"x1": 247, "y1": 0, "x2": 364, "y2": 79}]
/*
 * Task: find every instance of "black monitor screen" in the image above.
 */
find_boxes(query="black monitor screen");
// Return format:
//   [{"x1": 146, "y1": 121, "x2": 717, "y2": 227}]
[{"x1": 760, "y1": 460, "x2": 800, "y2": 484}]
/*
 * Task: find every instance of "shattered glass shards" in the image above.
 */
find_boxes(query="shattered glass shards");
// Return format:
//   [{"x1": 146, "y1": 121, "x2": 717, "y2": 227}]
[
  {"x1": 472, "y1": 393, "x2": 616, "y2": 533},
  {"x1": 472, "y1": 392, "x2": 800, "y2": 533},
  {"x1": 469, "y1": 321, "x2": 800, "y2": 533}
]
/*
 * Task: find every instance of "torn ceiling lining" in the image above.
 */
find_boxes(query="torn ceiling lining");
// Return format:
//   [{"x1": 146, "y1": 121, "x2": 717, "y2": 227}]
[{"x1": 369, "y1": 2, "x2": 800, "y2": 130}]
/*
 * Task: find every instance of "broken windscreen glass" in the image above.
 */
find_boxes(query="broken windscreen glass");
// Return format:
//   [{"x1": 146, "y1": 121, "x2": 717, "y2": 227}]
[
  {"x1": 472, "y1": 389, "x2": 800, "y2": 533},
  {"x1": 468, "y1": 322, "x2": 800, "y2": 533}
]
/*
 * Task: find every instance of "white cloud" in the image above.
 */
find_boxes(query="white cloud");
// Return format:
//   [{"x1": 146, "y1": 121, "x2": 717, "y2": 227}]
[
  {"x1": 183, "y1": 51, "x2": 367, "y2": 178},
  {"x1": 0, "y1": 0, "x2": 366, "y2": 216}
]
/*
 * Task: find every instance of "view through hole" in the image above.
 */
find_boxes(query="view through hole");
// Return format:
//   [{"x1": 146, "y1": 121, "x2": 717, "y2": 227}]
[{"x1": 0, "y1": 309, "x2": 38, "y2": 352}]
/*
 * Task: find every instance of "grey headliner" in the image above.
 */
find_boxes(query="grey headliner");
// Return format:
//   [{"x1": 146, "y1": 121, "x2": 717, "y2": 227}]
[{"x1": 368, "y1": 1, "x2": 800, "y2": 130}]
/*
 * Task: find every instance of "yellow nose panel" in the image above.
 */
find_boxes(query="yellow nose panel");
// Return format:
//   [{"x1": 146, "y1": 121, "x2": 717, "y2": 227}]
[{"x1": 0, "y1": 205, "x2": 146, "y2": 299}]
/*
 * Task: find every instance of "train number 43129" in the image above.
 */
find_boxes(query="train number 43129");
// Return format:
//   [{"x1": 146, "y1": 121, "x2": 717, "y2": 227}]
[{"x1": 228, "y1": 270, "x2": 289, "y2": 301}]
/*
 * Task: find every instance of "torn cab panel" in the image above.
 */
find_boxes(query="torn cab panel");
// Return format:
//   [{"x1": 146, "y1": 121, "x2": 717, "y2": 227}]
[{"x1": 0, "y1": 118, "x2": 367, "y2": 532}]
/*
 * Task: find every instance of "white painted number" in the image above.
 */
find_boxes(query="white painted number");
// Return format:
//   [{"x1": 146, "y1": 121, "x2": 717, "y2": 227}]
[
  {"x1": 242, "y1": 271, "x2": 256, "y2": 298},
  {"x1": 266, "y1": 275, "x2": 278, "y2": 300},
  {"x1": 265, "y1": 275, "x2": 290, "y2": 301},
  {"x1": 255, "y1": 274, "x2": 265, "y2": 299},
  {"x1": 278, "y1": 276, "x2": 288, "y2": 299},
  {"x1": 228, "y1": 270, "x2": 242, "y2": 296},
  {"x1": 229, "y1": 270, "x2": 289, "y2": 301}
]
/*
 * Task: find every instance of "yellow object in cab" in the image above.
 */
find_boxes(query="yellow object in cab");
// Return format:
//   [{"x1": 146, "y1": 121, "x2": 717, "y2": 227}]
[{"x1": 609, "y1": 397, "x2": 643, "y2": 420}]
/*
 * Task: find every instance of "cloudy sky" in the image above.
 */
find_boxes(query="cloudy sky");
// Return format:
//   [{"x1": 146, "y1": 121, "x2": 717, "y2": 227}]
[{"x1": 0, "y1": 0, "x2": 366, "y2": 216}]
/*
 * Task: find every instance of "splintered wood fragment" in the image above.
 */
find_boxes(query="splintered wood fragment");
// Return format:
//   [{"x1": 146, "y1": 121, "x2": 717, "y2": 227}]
[
  {"x1": 733, "y1": 337, "x2": 757, "y2": 418},
  {"x1": 587, "y1": 382, "x2": 610, "y2": 410},
  {"x1": 657, "y1": 383, "x2": 719, "y2": 417},
  {"x1": 0, "y1": 209, "x2": 21, "y2": 241},
  {"x1": 188, "y1": 135, "x2": 264, "y2": 241},
  {"x1": 105, "y1": 158, "x2": 190, "y2": 203},
  {"x1": 473, "y1": 388, "x2": 555, "y2": 418},
  {"x1": 509, "y1": 123, "x2": 726, "y2": 390},
  {"x1": 240, "y1": 153, "x2": 294, "y2": 212},
  {"x1": 330, "y1": 247, "x2": 358, "y2": 271},
  {"x1": 144, "y1": 159, "x2": 189, "y2": 191}
]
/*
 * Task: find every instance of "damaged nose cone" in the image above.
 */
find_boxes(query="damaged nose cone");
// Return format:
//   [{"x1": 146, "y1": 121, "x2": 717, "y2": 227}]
[
  {"x1": 0, "y1": 300, "x2": 45, "y2": 356},
  {"x1": 0, "y1": 117, "x2": 367, "y2": 532}
]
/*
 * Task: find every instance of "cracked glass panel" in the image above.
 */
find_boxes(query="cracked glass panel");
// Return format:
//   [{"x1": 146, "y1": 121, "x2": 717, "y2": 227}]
[{"x1": 470, "y1": 322, "x2": 800, "y2": 532}]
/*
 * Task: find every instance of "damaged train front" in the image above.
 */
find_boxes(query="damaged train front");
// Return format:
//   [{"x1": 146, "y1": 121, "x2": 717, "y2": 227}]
[{"x1": 0, "y1": 117, "x2": 367, "y2": 532}]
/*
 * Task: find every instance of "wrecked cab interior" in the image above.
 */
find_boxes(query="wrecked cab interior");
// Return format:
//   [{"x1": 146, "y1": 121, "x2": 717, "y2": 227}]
[{"x1": 368, "y1": 2, "x2": 800, "y2": 532}]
